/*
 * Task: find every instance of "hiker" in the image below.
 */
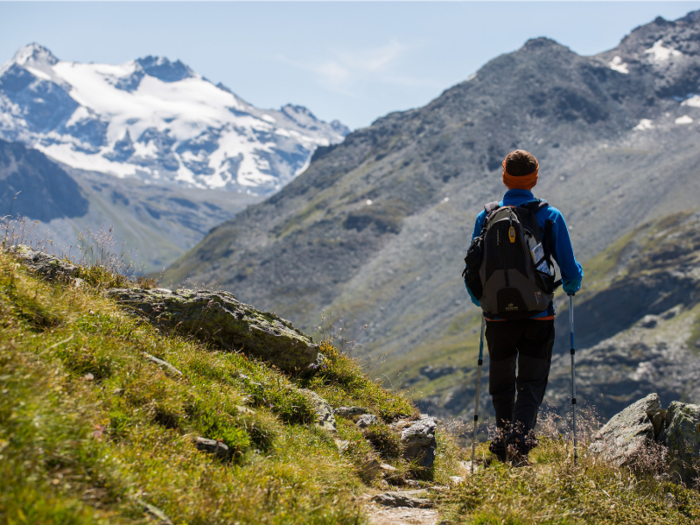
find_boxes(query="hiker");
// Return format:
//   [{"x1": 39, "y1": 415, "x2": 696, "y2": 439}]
[{"x1": 463, "y1": 150, "x2": 583, "y2": 463}]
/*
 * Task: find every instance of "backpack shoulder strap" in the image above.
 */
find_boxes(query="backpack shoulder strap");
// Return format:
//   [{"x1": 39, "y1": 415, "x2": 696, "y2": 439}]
[
  {"x1": 519, "y1": 198, "x2": 548, "y2": 214},
  {"x1": 484, "y1": 201, "x2": 501, "y2": 213}
]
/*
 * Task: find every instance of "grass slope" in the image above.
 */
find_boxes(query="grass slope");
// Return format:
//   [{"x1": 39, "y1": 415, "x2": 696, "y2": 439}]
[{"x1": 1, "y1": 247, "x2": 699, "y2": 524}]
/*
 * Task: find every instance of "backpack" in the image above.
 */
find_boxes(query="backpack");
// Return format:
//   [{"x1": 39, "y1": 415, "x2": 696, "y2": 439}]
[{"x1": 462, "y1": 200, "x2": 558, "y2": 320}]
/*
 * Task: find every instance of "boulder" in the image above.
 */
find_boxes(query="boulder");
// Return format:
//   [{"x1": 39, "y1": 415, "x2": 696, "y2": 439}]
[
  {"x1": 11, "y1": 245, "x2": 78, "y2": 281},
  {"x1": 588, "y1": 393, "x2": 661, "y2": 467},
  {"x1": 660, "y1": 401, "x2": 700, "y2": 484},
  {"x1": 105, "y1": 288, "x2": 318, "y2": 372},
  {"x1": 298, "y1": 388, "x2": 336, "y2": 432},
  {"x1": 398, "y1": 415, "x2": 437, "y2": 469}
]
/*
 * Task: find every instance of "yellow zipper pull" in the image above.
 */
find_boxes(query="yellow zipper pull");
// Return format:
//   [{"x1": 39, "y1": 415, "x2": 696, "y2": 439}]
[{"x1": 509, "y1": 225, "x2": 516, "y2": 243}]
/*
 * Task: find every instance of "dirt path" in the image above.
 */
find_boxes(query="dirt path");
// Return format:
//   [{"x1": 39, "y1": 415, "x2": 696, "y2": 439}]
[{"x1": 364, "y1": 503, "x2": 440, "y2": 525}]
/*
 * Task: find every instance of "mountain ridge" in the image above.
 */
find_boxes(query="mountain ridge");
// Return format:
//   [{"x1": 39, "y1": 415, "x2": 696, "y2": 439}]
[
  {"x1": 0, "y1": 43, "x2": 349, "y2": 195},
  {"x1": 164, "y1": 9, "x2": 700, "y2": 420}
]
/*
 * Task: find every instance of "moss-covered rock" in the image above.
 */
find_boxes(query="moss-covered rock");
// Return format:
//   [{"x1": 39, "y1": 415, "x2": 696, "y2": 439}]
[
  {"x1": 661, "y1": 401, "x2": 700, "y2": 484},
  {"x1": 106, "y1": 288, "x2": 318, "y2": 372}
]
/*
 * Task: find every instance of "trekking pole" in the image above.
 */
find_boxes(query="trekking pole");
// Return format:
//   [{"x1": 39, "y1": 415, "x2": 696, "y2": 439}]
[
  {"x1": 471, "y1": 315, "x2": 485, "y2": 473},
  {"x1": 569, "y1": 294, "x2": 578, "y2": 465}
]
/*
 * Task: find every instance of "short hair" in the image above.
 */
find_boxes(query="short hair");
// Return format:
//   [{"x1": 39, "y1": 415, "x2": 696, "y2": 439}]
[{"x1": 505, "y1": 150, "x2": 538, "y2": 176}]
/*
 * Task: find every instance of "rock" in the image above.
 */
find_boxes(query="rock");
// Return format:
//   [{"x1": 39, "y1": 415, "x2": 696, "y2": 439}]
[
  {"x1": 356, "y1": 414, "x2": 380, "y2": 428},
  {"x1": 589, "y1": 393, "x2": 661, "y2": 467},
  {"x1": 12, "y1": 245, "x2": 78, "y2": 281},
  {"x1": 299, "y1": 388, "x2": 336, "y2": 432},
  {"x1": 105, "y1": 288, "x2": 318, "y2": 372},
  {"x1": 194, "y1": 437, "x2": 229, "y2": 459},
  {"x1": 130, "y1": 496, "x2": 173, "y2": 525},
  {"x1": 360, "y1": 458, "x2": 382, "y2": 480},
  {"x1": 640, "y1": 315, "x2": 658, "y2": 329},
  {"x1": 660, "y1": 401, "x2": 700, "y2": 484},
  {"x1": 379, "y1": 463, "x2": 397, "y2": 472},
  {"x1": 334, "y1": 439, "x2": 350, "y2": 453},
  {"x1": 399, "y1": 415, "x2": 437, "y2": 469},
  {"x1": 647, "y1": 407, "x2": 667, "y2": 439},
  {"x1": 334, "y1": 406, "x2": 366, "y2": 418},
  {"x1": 143, "y1": 352, "x2": 184, "y2": 377},
  {"x1": 371, "y1": 492, "x2": 434, "y2": 508},
  {"x1": 449, "y1": 476, "x2": 465, "y2": 485}
]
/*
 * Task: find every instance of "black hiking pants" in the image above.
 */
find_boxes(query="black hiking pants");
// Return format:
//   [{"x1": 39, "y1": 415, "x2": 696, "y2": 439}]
[{"x1": 486, "y1": 319, "x2": 554, "y2": 453}]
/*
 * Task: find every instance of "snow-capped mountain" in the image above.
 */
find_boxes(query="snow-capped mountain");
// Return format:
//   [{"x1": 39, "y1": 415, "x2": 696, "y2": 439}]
[{"x1": 0, "y1": 44, "x2": 349, "y2": 194}]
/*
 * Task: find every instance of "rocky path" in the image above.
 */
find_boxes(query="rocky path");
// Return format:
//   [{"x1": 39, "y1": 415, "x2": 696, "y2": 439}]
[{"x1": 361, "y1": 489, "x2": 444, "y2": 525}]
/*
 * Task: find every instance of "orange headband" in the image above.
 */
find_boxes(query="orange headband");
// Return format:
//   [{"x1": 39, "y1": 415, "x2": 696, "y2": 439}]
[{"x1": 502, "y1": 159, "x2": 539, "y2": 190}]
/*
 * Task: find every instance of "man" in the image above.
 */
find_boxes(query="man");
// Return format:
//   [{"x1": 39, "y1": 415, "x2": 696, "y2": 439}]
[{"x1": 465, "y1": 149, "x2": 583, "y2": 463}]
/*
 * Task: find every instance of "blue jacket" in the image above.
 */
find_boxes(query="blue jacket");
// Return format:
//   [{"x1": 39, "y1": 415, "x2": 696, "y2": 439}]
[{"x1": 465, "y1": 189, "x2": 584, "y2": 318}]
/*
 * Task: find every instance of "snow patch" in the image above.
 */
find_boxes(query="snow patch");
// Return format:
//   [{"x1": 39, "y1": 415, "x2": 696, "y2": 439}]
[
  {"x1": 681, "y1": 95, "x2": 700, "y2": 108},
  {"x1": 675, "y1": 115, "x2": 693, "y2": 125},
  {"x1": 633, "y1": 119, "x2": 654, "y2": 131},
  {"x1": 644, "y1": 40, "x2": 682, "y2": 62},
  {"x1": 366, "y1": 199, "x2": 373, "y2": 206},
  {"x1": 0, "y1": 45, "x2": 348, "y2": 194},
  {"x1": 608, "y1": 56, "x2": 629, "y2": 74}
]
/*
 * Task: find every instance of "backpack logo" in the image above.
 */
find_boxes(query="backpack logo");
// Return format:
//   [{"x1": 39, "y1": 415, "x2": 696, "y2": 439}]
[{"x1": 505, "y1": 302, "x2": 519, "y2": 311}]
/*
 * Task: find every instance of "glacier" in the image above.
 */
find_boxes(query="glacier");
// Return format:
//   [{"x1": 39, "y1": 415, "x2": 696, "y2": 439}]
[{"x1": 0, "y1": 43, "x2": 349, "y2": 194}]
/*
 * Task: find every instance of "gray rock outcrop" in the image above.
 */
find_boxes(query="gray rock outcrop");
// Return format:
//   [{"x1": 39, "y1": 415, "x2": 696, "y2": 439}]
[
  {"x1": 590, "y1": 393, "x2": 700, "y2": 485},
  {"x1": 660, "y1": 401, "x2": 700, "y2": 484},
  {"x1": 11, "y1": 245, "x2": 78, "y2": 281},
  {"x1": 589, "y1": 393, "x2": 661, "y2": 467},
  {"x1": 334, "y1": 406, "x2": 366, "y2": 418},
  {"x1": 105, "y1": 288, "x2": 318, "y2": 372},
  {"x1": 356, "y1": 414, "x2": 380, "y2": 428}
]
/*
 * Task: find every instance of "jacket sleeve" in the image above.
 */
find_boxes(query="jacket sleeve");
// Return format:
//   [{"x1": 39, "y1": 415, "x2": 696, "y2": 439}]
[
  {"x1": 549, "y1": 210, "x2": 584, "y2": 294},
  {"x1": 464, "y1": 211, "x2": 487, "y2": 306}
]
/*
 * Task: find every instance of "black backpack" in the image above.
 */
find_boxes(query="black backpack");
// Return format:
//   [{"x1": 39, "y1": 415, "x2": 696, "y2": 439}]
[{"x1": 462, "y1": 200, "x2": 558, "y2": 320}]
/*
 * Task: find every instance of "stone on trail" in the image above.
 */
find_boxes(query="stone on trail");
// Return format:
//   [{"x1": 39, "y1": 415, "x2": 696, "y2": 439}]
[
  {"x1": 371, "y1": 491, "x2": 434, "y2": 509},
  {"x1": 588, "y1": 393, "x2": 661, "y2": 467},
  {"x1": 660, "y1": 401, "x2": 700, "y2": 484},
  {"x1": 105, "y1": 288, "x2": 318, "y2": 372}
]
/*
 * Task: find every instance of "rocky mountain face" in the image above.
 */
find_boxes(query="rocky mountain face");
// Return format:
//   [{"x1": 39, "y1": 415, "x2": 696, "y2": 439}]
[
  {"x1": 164, "y1": 11, "x2": 700, "y2": 422},
  {"x1": 0, "y1": 44, "x2": 348, "y2": 195},
  {"x1": 0, "y1": 139, "x2": 260, "y2": 271},
  {"x1": 0, "y1": 138, "x2": 88, "y2": 221}
]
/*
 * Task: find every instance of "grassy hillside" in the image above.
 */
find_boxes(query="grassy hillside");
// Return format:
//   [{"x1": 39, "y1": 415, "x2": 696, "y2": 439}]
[{"x1": 2, "y1": 246, "x2": 699, "y2": 524}]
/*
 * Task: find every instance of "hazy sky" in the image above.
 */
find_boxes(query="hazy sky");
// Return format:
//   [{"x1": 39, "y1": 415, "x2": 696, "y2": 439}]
[{"x1": 2, "y1": 2, "x2": 700, "y2": 130}]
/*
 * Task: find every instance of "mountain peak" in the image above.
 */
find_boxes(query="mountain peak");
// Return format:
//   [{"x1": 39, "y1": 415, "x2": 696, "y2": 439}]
[
  {"x1": 12, "y1": 43, "x2": 58, "y2": 67},
  {"x1": 521, "y1": 37, "x2": 570, "y2": 53},
  {"x1": 134, "y1": 55, "x2": 195, "y2": 83}
]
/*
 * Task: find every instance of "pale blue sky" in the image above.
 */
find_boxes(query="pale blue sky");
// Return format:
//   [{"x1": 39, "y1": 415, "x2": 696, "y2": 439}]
[{"x1": 2, "y1": 2, "x2": 699, "y2": 129}]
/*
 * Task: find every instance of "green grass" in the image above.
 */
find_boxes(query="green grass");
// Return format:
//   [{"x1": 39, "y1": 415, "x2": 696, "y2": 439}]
[
  {"x1": 439, "y1": 438, "x2": 700, "y2": 524},
  {"x1": 0, "y1": 248, "x2": 424, "y2": 524},
  {"x1": 2, "y1": 246, "x2": 699, "y2": 524}
]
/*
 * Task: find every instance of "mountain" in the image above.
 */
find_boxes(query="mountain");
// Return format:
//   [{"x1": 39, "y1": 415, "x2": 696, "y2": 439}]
[
  {"x1": 0, "y1": 44, "x2": 349, "y2": 195},
  {"x1": 164, "y1": 11, "x2": 700, "y2": 420},
  {"x1": 0, "y1": 139, "x2": 260, "y2": 271},
  {"x1": 0, "y1": 138, "x2": 88, "y2": 221}
]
